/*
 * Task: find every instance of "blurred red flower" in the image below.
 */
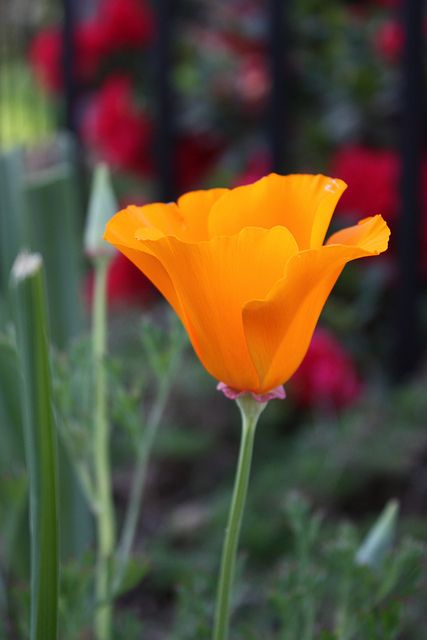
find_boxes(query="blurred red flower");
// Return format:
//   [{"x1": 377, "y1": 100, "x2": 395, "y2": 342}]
[
  {"x1": 83, "y1": 79, "x2": 222, "y2": 188},
  {"x1": 30, "y1": 23, "x2": 106, "y2": 93},
  {"x1": 100, "y1": 0, "x2": 154, "y2": 50},
  {"x1": 86, "y1": 252, "x2": 154, "y2": 309},
  {"x1": 291, "y1": 329, "x2": 362, "y2": 411},
  {"x1": 82, "y1": 75, "x2": 153, "y2": 173},
  {"x1": 331, "y1": 145, "x2": 399, "y2": 220},
  {"x1": 332, "y1": 145, "x2": 427, "y2": 273},
  {"x1": 30, "y1": 27, "x2": 62, "y2": 93},
  {"x1": 174, "y1": 134, "x2": 224, "y2": 192},
  {"x1": 375, "y1": 21, "x2": 404, "y2": 61},
  {"x1": 29, "y1": 0, "x2": 153, "y2": 93}
]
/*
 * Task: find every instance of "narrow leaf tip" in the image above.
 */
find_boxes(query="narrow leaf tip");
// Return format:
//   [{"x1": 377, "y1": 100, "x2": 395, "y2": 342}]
[{"x1": 11, "y1": 252, "x2": 42, "y2": 282}]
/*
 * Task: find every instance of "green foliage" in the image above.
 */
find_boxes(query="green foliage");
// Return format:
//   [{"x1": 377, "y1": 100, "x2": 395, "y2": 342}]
[
  {"x1": 25, "y1": 162, "x2": 83, "y2": 349},
  {"x1": 0, "y1": 61, "x2": 54, "y2": 149},
  {"x1": 0, "y1": 142, "x2": 91, "y2": 562},
  {"x1": 171, "y1": 495, "x2": 425, "y2": 639}
]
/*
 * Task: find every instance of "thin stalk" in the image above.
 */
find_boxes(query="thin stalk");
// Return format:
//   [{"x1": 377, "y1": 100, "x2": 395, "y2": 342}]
[
  {"x1": 114, "y1": 385, "x2": 170, "y2": 590},
  {"x1": 92, "y1": 256, "x2": 115, "y2": 640},
  {"x1": 11, "y1": 252, "x2": 59, "y2": 640},
  {"x1": 114, "y1": 343, "x2": 182, "y2": 592},
  {"x1": 335, "y1": 576, "x2": 351, "y2": 640},
  {"x1": 213, "y1": 395, "x2": 266, "y2": 640},
  {"x1": 298, "y1": 541, "x2": 315, "y2": 640}
]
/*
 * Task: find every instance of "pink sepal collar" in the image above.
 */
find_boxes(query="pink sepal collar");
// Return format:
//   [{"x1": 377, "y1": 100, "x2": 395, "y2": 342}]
[{"x1": 217, "y1": 382, "x2": 286, "y2": 403}]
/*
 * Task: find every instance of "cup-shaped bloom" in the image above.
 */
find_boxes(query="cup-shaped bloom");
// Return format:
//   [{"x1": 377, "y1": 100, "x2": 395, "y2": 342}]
[{"x1": 104, "y1": 174, "x2": 390, "y2": 395}]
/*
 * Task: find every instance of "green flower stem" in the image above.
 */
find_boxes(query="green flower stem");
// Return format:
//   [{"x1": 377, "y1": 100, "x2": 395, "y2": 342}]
[
  {"x1": 213, "y1": 395, "x2": 267, "y2": 640},
  {"x1": 92, "y1": 256, "x2": 115, "y2": 640},
  {"x1": 114, "y1": 355, "x2": 178, "y2": 592},
  {"x1": 11, "y1": 253, "x2": 59, "y2": 640}
]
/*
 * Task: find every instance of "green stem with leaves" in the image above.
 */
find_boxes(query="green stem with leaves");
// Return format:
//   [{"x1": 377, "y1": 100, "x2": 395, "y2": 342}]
[
  {"x1": 92, "y1": 256, "x2": 115, "y2": 640},
  {"x1": 213, "y1": 395, "x2": 266, "y2": 640},
  {"x1": 114, "y1": 328, "x2": 183, "y2": 592}
]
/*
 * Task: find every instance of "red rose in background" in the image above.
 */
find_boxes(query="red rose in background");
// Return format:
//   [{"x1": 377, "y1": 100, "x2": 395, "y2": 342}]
[
  {"x1": 291, "y1": 329, "x2": 362, "y2": 411},
  {"x1": 29, "y1": 0, "x2": 154, "y2": 94},
  {"x1": 332, "y1": 145, "x2": 427, "y2": 273},
  {"x1": 30, "y1": 23, "x2": 106, "y2": 93},
  {"x1": 376, "y1": 21, "x2": 404, "y2": 62},
  {"x1": 86, "y1": 252, "x2": 154, "y2": 309},
  {"x1": 83, "y1": 80, "x2": 222, "y2": 188},
  {"x1": 82, "y1": 75, "x2": 153, "y2": 174},
  {"x1": 100, "y1": 0, "x2": 154, "y2": 50},
  {"x1": 30, "y1": 27, "x2": 62, "y2": 93},
  {"x1": 77, "y1": 21, "x2": 108, "y2": 79},
  {"x1": 331, "y1": 145, "x2": 399, "y2": 221}
]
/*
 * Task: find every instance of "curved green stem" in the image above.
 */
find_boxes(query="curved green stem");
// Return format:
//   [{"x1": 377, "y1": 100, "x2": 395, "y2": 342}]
[
  {"x1": 213, "y1": 395, "x2": 266, "y2": 640},
  {"x1": 93, "y1": 256, "x2": 115, "y2": 640}
]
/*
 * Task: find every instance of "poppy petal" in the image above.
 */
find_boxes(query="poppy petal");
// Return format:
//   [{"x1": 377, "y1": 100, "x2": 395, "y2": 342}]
[
  {"x1": 104, "y1": 207, "x2": 182, "y2": 316},
  {"x1": 122, "y1": 202, "x2": 184, "y2": 236},
  {"x1": 208, "y1": 173, "x2": 347, "y2": 249},
  {"x1": 327, "y1": 214, "x2": 390, "y2": 253},
  {"x1": 134, "y1": 226, "x2": 299, "y2": 391},
  {"x1": 243, "y1": 215, "x2": 390, "y2": 392},
  {"x1": 177, "y1": 188, "x2": 229, "y2": 240}
]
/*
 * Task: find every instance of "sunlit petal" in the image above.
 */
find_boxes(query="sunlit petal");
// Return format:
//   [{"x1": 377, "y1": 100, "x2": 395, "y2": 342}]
[
  {"x1": 243, "y1": 215, "x2": 390, "y2": 392},
  {"x1": 134, "y1": 226, "x2": 298, "y2": 391},
  {"x1": 177, "y1": 188, "x2": 229, "y2": 240},
  {"x1": 104, "y1": 208, "x2": 182, "y2": 316},
  {"x1": 209, "y1": 173, "x2": 347, "y2": 249}
]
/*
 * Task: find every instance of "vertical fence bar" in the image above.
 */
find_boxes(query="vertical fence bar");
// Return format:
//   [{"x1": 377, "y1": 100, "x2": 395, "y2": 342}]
[
  {"x1": 267, "y1": 0, "x2": 290, "y2": 173},
  {"x1": 62, "y1": 0, "x2": 77, "y2": 136},
  {"x1": 394, "y1": 0, "x2": 425, "y2": 378},
  {"x1": 154, "y1": 0, "x2": 175, "y2": 201},
  {"x1": 62, "y1": 0, "x2": 88, "y2": 216}
]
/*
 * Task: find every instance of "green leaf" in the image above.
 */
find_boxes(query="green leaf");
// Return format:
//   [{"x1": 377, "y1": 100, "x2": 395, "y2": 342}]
[
  {"x1": 0, "y1": 334, "x2": 24, "y2": 465},
  {"x1": 113, "y1": 556, "x2": 150, "y2": 598},
  {"x1": 356, "y1": 500, "x2": 399, "y2": 569},
  {"x1": 11, "y1": 251, "x2": 59, "y2": 640}
]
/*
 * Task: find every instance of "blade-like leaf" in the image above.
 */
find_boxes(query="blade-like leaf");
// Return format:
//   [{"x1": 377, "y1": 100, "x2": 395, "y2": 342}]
[
  {"x1": 11, "y1": 251, "x2": 59, "y2": 640},
  {"x1": 356, "y1": 500, "x2": 399, "y2": 569}
]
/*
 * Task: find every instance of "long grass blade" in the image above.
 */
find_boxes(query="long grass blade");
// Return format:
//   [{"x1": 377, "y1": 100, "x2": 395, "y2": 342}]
[{"x1": 11, "y1": 251, "x2": 59, "y2": 640}]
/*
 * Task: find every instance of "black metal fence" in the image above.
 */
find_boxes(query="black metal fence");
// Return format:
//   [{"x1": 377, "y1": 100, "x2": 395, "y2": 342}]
[{"x1": 395, "y1": 0, "x2": 425, "y2": 377}]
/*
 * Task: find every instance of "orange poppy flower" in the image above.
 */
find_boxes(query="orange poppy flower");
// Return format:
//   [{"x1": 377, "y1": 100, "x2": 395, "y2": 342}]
[{"x1": 104, "y1": 173, "x2": 390, "y2": 398}]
